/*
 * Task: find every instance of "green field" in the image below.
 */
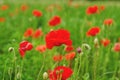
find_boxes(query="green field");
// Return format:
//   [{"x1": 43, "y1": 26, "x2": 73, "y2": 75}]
[{"x1": 0, "y1": 0, "x2": 120, "y2": 80}]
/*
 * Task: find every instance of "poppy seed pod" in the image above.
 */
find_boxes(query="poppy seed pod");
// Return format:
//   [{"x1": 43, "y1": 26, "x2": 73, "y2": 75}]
[{"x1": 43, "y1": 72, "x2": 48, "y2": 80}]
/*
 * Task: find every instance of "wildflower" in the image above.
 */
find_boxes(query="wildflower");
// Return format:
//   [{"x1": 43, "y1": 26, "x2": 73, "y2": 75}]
[
  {"x1": 86, "y1": 5, "x2": 98, "y2": 15},
  {"x1": 113, "y1": 42, "x2": 120, "y2": 52},
  {"x1": 19, "y1": 41, "x2": 33, "y2": 58},
  {"x1": 48, "y1": 16, "x2": 61, "y2": 26},
  {"x1": 0, "y1": 18, "x2": 5, "y2": 22},
  {"x1": 1, "y1": 5, "x2": 9, "y2": 10},
  {"x1": 24, "y1": 28, "x2": 34, "y2": 38},
  {"x1": 65, "y1": 52, "x2": 76, "y2": 60},
  {"x1": 65, "y1": 46, "x2": 74, "y2": 52},
  {"x1": 21, "y1": 5, "x2": 28, "y2": 11},
  {"x1": 32, "y1": 10, "x2": 42, "y2": 17},
  {"x1": 101, "y1": 38, "x2": 110, "y2": 47},
  {"x1": 49, "y1": 66, "x2": 73, "y2": 80},
  {"x1": 45, "y1": 29, "x2": 72, "y2": 49},
  {"x1": 53, "y1": 55, "x2": 63, "y2": 62},
  {"x1": 94, "y1": 37, "x2": 99, "y2": 48},
  {"x1": 32, "y1": 29, "x2": 43, "y2": 38},
  {"x1": 86, "y1": 27, "x2": 100, "y2": 37},
  {"x1": 100, "y1": 5, "x2": 105, "y2": 11},
  {"x1": 35, "y1": 45, "x2": 46, "y2": 53},
  {"x1": 104, "y1": 19, "x2": 113, "y2": 26}
]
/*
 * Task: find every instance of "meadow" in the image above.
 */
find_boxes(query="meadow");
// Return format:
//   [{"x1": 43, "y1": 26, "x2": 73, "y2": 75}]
[{"x1": 0, "y1": 0, "x2": 120, "y2": 80}]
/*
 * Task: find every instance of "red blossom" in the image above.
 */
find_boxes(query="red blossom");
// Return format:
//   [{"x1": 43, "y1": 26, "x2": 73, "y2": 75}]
[
  {"x1": 48, "y1": 16, "x2": 61, "y2": 26},
  {"x1": 1, "y1": 5, "x2": 9, "y2": 10},
  {"x1": 113, "y1": 43, "x2": 120, "y2": 52},
  {"x1": 32, "y1": 10, "x2": 42, "y2": 17},
  {"x1": 19, "y1": 41, "x2": 33, "y2": 58},
  {"x1": 24, "y1": 28, "x2": 34, "y2": 38},
  {"x1": 53, "y1": 55, "x2": 63, "y2": 62},
  {"x1": 104, "y1": 19, "x2": 113, "y2": 26},
  {"x1": 86, "y1": 27, "x2": 100, "y2": 37},
  {"x1": 65, "y1": 52, "x2": 76, "y2": 60},
  {"x1": 101, "y1": 38, "x2": 110, "y2": 47},
  {"x1": 0, "y1": 18, "x2": 5, "y2": 22},
  {"x1": 65, "y1": 46, "x2": 74, "y2": 52},
  {"x1": 49, "y1": 66, "x2": 73, "y2": 80},
  {"x1": 21, "y1": 5, "x2": 28, "y2": 11},
  {"x1": 45, "y1": 29, "x2": 72, "y2": 49},
  {"x1": 33, "y1": 29, "x2": 43, "y2": 38},
  {"x1": 86, "y1": 5, "x2": 98, "y2": 15},
  {"x1": 35, "y1": 45, "x2": 46, "y2": 53}
]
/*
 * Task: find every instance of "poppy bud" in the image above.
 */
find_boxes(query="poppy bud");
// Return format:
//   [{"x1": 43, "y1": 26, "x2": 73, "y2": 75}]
[
  {"x1": 82, "y1": 43, "x2": 91, "y2": 50},
  {"x1": 76, "y1": 47, "x2": 82, "y2": 54},
  {"x1": 43, "y1": 72, "x2": 48, "y2": 80},
  {"x1": 8, "y1": 47, "x2": 14, "y2": 52}
]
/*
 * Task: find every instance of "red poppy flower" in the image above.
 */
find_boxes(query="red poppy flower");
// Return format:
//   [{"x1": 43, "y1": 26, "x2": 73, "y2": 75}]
[
  {"x1": 65, "y1": 46, "x2": 74, "y2": 52},
  {"x1": 53, "y1": 55, "x2": 63, "y2": 62},
  {"x1": 86, "y1": 5, "x2": 98, "y2": 15},
  {"x1": 19, "y1": 41, "x2": 33, "y2": 58},
  {"x1": 100, "y1": 5, "x2": 105, "y2": 11},
  {"x1": 104, "y1": 19, "x2": 113, "y2": 26},
  {"x1": 101, "y1": 38, "x2": 110, "y2": 47},
  {"x1": 35, "y1": 45, "x2": 46, "y2": 53},
  {"x1": 45, "y1": 29, "x2": 72, "y2": 49},
  {"x1": 0, "y1": 18, "x2": 5, "y2": 22},
  {"x1": 48, "y1": 16, "x2": 61, "y2": 26},
  {"x1": 113, "y1": 43, "x2": 120, "y2": 52},
  {"x1": 32, "y1": 10, "x2": 42, "y2": 17},
  {"x1": 49, "y1": 66, "x2": 73, "y2": 80},
  {"x1": 1, "y1": 5, "x2": 9, "y2": 10},
  {"x1": 32, "y1": 29, "x2": 43, "y2": 38},
  {"x1": 24, "y1": 28, "x2": 34, "y2": 38},
  {"x1": 65, "y1": 52, "x2": 76, "y2": 60},
  {"x1": 86, "y1": 27, "x2": 100, "y2": 37},
  {"x1": 21, "y1": 5, "x2": 28, "y2": 11}
]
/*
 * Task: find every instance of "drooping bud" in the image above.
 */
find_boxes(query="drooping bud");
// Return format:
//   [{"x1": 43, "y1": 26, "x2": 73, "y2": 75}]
[
  {"x1": 82, "y1": 43, "x2": 91, "y2": 50},
  {"x1": 8, "y1": 47, "x2": 14, "y2": 52}
]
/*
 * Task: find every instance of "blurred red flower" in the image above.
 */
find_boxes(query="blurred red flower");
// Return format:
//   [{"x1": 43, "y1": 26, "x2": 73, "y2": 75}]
[
  {"x1": 113, "y1": 43, "x2": 120, "y2": 52},
  {"x1": 19, "y1": 41, "x2": 33, "y2": 58},
  {"x1": 32, "y1": 10, "x2": 42, "y2": 17},
  {"x1": 86, "y1": 5, "x2": 98, "y2": 15},
  {"x1": 100, "y1": 5, "x2": 105, "y2": 11},
  {"x1": 53, "y1": 55, "x2": 63, "y2": 62},
  {"x1": 45, "y1": 29, "x2": 72, "y2": 49},
  {"x1": 49, "y1": 66, "x2": 73, "y2": 80},
  {"x1": 24, "y1": 28, "x2": 34, "y2": 38},
  {"x1": 86, "y1": 27, "x2": 100, "y2": 37},
  {"x1": 35, "y1": 45, "x2": 46, "y2": 53},
  {"x1": 0, "y1": 18, "x2": 5, "y2": 22},
  {"x1": 104, "y1": 19, "x2": 113, "y2": 26},
  {"x1": 101, "y1": 38, "x2": 110, "y2": 47},
  {"x1": 1, "y1": 5, "x2": 9, "y2": 10},
  {"x1": 65, "y1": 46, "x2": 74, "y2": 52},
  {"x1": 21, "y1": 5, "x2": 28, "y2": 11},
  {"x1": 65, "y1": 52, "x2": 76, "y2": 60},
  {"x1": 48, "y1": 16, "x2": 61, "y2": 26},
  {"x1": 32, "y1": 29, "x2": 43, "y2": 38}
]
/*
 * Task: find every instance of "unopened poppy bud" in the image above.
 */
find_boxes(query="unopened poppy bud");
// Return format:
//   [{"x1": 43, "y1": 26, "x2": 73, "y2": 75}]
[
  {"x1": 17, "y1": 72, "x2": 21, "y2": 79},
  {"x1": 8, "y1": 47, "x2": 14, "y2": 52},
  {"x1": 43, "y1": 72, "x2": 48, "y2": 80},
  {"x1": 82, "y1": 43, "x2": 91, "y2": 50},
  {"x1": 76, "y1": 47, "x2": 82, "y2": 54},
  {"x1": 94, "y1": 38, "x2": 99, "y2": 48},
  {"x1": 8, "y1": 67, "x2": 13, "y2": 75}
]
